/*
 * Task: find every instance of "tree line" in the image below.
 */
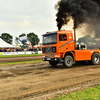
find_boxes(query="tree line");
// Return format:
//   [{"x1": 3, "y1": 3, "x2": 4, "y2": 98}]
[{"x1": 0, "y1": 32, "x2": 40, "y2": 46}]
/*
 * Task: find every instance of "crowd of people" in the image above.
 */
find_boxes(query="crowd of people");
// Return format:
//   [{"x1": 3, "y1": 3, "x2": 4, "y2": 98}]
[{"x1": 0, "y1": 47, "x2": 42, "y2": 52}]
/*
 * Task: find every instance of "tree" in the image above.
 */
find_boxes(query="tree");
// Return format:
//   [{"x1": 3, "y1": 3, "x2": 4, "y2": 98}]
[
  {"x1": 0, "y1": 33, "x2": 13, "y2": 44},
  {"x1": 19, "y1": 33, "x2": 27, "y2": 46},
  {"x1": 27, "y1": 32, "x2": 40, "y2": 46}
]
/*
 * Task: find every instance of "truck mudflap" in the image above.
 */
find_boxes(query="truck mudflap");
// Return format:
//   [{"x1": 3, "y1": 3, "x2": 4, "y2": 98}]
[{"x1": 42, "y1": 58, "x2": 62, "y2": 62}]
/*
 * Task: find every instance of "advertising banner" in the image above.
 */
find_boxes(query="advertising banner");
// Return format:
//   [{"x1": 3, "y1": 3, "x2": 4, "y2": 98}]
[
  {"x1": 4, "y1": 52, "x2": 11, "y2": 55},
  {"x1": 17, "y1": 52, "x2": 25, "y2": 55},
  {"x1": 38, "y1": 51, "x2": 42, "y2": 54},
  {"x1": 11, "y1": 52, "x2": 18, "y2": 55},
  {"x1": 0, "y1": 53, "x2": 4, "y2": 55},
  {"x1": 25, "y1": 51, "x2": 32, "y2": 54}
]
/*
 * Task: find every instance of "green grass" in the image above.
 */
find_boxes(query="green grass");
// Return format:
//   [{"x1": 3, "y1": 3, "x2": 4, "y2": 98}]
[
  {"x1": 0, "y1": 54, "x2": 42, "y2": 58},
  {"x1": 0, "y1": 60, "x2": 43, "y2": 65},
  {"x1": 52, "y1": 85, "x2": 100, "y2": 100},
  {"x1": 0, "y1": 54, "x2": 43, "y2": 65}
]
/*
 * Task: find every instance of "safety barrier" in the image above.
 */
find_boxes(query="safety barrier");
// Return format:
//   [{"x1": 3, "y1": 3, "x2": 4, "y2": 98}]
[{"x1": 0, "y1": 51, "x2": 42, "y2": 55}]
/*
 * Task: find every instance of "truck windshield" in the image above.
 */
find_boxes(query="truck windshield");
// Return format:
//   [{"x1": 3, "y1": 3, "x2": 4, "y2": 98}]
[{"x1": 43, "y1": 32, "x2": 57, "y2": 45}]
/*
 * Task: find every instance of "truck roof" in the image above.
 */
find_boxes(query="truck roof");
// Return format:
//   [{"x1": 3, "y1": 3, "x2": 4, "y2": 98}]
[
  {"x1": 42, "y1": 31, "x2": 57, "y2": 36},
  {"x1": 43, "y1": 30, "x2": 73, "y2": 36},
  {"x1": 58, "y1": 30, "x2": 72, "y2": 34}
]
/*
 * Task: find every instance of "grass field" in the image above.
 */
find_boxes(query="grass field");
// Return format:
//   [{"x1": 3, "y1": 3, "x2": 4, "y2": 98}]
[
  {"x1": 52, "y1": 85, "x2": 100, "y2": 100},
  {"x1": 0, "y1": 54, "x2": 43, "y2": 65},
  {"x1": 0, "y1": 54, "x2": 42, "y2": 58},
  {"x1": 0, "y1": 60, "x2": 43, "y2": 65}
]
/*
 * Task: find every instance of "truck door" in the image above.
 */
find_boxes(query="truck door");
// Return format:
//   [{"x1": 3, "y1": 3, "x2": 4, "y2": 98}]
[
  {"x1": 58, "y1": 34, "x2": 68, "y2": 52},
  {"x1": 67, "y1": 33, "x2": 74, "y2": 50}
]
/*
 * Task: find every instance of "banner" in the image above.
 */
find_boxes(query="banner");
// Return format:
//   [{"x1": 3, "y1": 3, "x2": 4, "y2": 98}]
[
  {"x1": 25, "y1": 51, "x2": 32, "y2": 54},
  {"x1": 38, "y1": 42, "x2": 40, "y2": 45},
  {"x1": 0, "y1": 53, "x2": 4, "y2": 55},
  {"x1": 38, "y1": 51, "x2": 42, "y2": 54},
  {"x1": 29, "y1": 42, "x2": 32, "y2": 48},
  {"x1": 20, "y1": 36, "x2": 27, "y2": 42},
  {"x1": 11, "y1": 52, "x2": 18, "y2": 55},
  {"x1": 17, "y1": 52, "x2": 25, "y2": 55},
  {"x1": 4, "y1": 52, "x2": 11, "y2": 55}
]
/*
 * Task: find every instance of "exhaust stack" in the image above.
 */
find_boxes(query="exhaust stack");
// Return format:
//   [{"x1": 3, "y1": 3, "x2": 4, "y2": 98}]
[{"x1": 74, "y1": 29, "x2": 76, "y2": 49}]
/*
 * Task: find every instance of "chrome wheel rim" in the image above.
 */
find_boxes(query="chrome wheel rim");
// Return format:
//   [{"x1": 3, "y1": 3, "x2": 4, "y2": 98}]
[
  {"x1": 66, "y1": 58, "x2": 72, "y2": 65},
  {"x1": 95, "y1": 55, "x2": 99, "y2": 63}
]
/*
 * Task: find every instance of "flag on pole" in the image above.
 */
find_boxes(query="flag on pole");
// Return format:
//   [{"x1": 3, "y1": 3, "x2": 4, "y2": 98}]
[{"x1": 20, "y1": 36, "x2": 27, "y2": 42}]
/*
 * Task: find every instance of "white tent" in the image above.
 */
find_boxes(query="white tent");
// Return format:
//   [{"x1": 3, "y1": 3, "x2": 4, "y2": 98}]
[{"x1": 0, "y1": 38, "x2": 15, "y2": 48}]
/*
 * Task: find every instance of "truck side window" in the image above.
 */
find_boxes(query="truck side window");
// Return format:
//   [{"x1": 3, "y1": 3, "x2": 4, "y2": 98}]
[{"x1": 59, "y1": 34, "x2": 67, "y2": 41}]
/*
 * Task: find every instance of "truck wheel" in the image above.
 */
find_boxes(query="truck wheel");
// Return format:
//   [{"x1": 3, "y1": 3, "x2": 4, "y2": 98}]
[
  {"x1": 91, "y1": 53, "x2": 100, "y2": 65},
  {"x1": 49, "y1": 61, "x2": 58, "y2": 66},
  {"x1": 63, "y1": 55, "x2": 73, "y2": 67}
]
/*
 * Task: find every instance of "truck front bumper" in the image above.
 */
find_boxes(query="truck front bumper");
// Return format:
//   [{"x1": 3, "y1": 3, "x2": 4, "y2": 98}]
[{"x1": 42, "y1": 58, "x2": 62, "y2": 62}]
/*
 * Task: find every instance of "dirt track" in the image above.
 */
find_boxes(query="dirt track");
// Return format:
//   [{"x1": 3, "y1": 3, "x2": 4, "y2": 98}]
[
  {"x1": 0, "y1": 56, "x2": 42, "y2": 63},
  {"x1": 0, "y1": 58, "x2": 100, "y2": 100}
]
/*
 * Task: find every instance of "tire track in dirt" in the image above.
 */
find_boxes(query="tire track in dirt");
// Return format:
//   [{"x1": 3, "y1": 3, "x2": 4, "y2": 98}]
[{"x1": 32, "y1": 80, "x2": 100, "y2": 100}]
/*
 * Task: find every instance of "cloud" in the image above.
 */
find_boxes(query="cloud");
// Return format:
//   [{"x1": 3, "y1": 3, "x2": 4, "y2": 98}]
[
  {"x1": 0, "y1": 21, "x2": 8, "y2": 28},
  {"x1": 18, "y1": 20, "x2": 31, "y2": 28},
  {"x1": 0, "y1": 0, "x2": 58, "y2": 43}
]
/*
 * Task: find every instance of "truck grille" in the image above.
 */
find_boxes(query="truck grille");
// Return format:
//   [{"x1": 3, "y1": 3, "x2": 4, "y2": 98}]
[{"x1": 42, "y1": 47, "x2": 56, "y2": 53}]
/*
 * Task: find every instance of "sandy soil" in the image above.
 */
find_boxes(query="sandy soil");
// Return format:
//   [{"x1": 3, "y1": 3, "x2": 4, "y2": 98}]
[{"x1": 0, "y1": 60, "x2": 100, "y2": 100}]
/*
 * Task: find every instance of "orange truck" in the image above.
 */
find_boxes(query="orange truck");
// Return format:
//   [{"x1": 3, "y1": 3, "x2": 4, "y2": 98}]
[{"x1": 42, "y1": 30, "x2": 100, "y2": 67}]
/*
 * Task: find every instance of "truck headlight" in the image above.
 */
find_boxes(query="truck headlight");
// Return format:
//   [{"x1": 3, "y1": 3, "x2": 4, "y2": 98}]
[
  {"x1": 43, "y1": 55, "x2": 45, "y2": 58},
  {"x1": 55, "y1": 55, "x2": 57, "y2": 57}
]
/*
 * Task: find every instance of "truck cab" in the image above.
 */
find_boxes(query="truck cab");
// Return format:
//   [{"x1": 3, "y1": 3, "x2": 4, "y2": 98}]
[{"x1": 42, "y1": 30, "x2": 100, "y2": 67}]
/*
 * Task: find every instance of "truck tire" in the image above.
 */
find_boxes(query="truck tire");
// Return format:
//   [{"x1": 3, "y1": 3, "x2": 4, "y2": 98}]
[
  {"x1": 63, "y1": 55, "x2": 73, "y2": 67},
  {"x1": 49, "y1": 61, "x2": 58, "y2": 66},
  {"x1": 91, "y1": 53, "x2": 100, "y2": 65}
]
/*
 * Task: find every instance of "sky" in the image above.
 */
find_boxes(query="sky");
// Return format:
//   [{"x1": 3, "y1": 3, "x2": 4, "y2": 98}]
[{"x1": 0, "y1": 0, "x2": 59, "y2": 43}]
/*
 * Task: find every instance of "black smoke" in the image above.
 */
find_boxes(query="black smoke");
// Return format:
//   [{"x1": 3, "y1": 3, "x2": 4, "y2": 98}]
[
  {"x1": 55, "y1": 0, "x2": 100, "y2": 38},
  {"x1": 93, "y1": 0, "x2": 100, "y2": 5}
]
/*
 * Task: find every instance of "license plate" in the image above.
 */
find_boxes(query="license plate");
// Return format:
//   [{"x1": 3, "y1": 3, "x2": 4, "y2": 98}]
[{"x1": 47, "y1": 58, "x2": 51, "y2": 60}]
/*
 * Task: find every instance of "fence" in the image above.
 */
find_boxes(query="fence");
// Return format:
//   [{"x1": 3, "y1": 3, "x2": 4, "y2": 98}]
[{"x1": 0, "y1": 51, "x2": 42, "y2": 55}]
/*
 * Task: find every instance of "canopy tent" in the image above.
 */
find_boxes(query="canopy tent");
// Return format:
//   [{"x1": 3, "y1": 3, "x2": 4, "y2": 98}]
[{"x1": 0, "y1": 38, "x2": 15, "y2": 48}]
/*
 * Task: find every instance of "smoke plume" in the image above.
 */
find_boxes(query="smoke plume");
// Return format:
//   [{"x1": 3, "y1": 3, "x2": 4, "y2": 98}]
[{"x1": 55, "y1": 0, "x2": 100, "y2": 38}]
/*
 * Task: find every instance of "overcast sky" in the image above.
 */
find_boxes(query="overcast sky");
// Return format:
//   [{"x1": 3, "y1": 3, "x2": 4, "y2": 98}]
[{"x1": 0, "y1": 0, "x2": 59, "y2": 43}]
